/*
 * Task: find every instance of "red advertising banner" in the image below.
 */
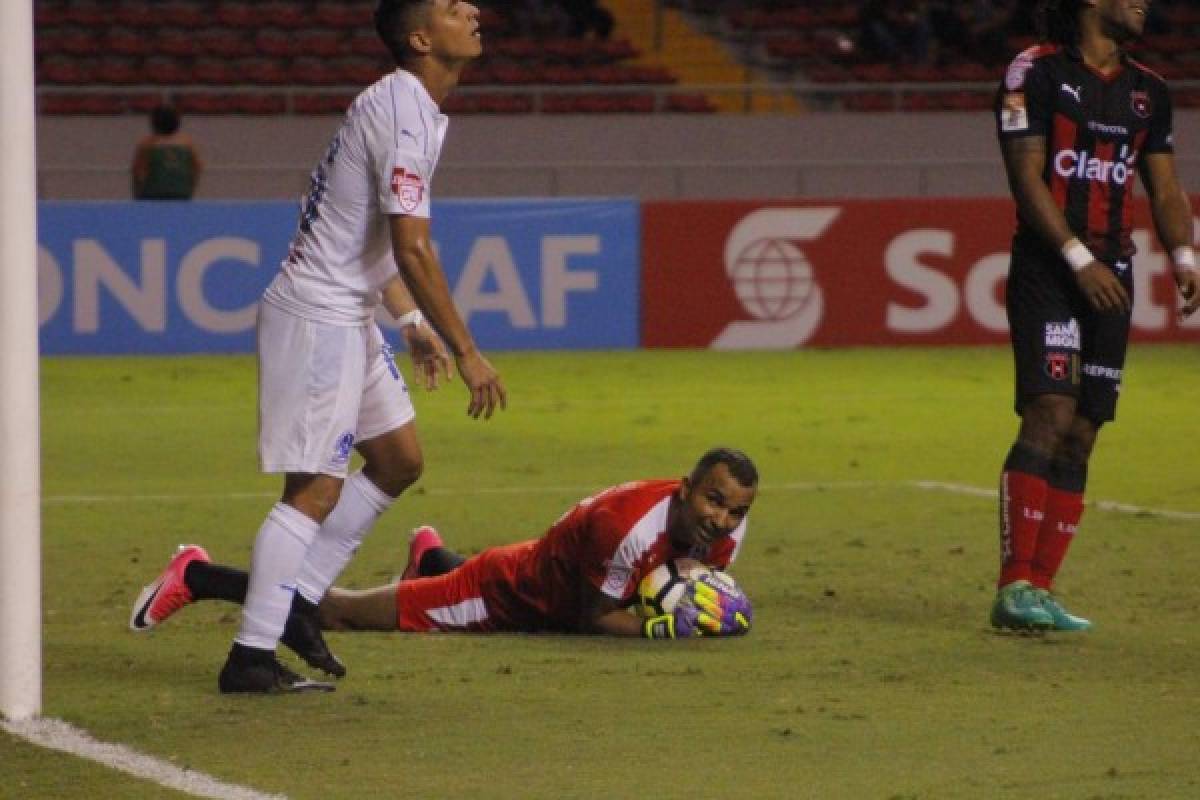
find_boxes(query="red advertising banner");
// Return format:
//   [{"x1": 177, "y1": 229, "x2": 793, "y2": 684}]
[{"x1": 642, "y1": 198, "x2": 1200, "y2": 348}]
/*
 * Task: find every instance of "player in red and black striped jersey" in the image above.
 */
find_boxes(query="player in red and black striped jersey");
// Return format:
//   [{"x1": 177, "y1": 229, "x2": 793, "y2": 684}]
[{"x1": 990, "y1": 0, "x2": 1199, "y2": 631}]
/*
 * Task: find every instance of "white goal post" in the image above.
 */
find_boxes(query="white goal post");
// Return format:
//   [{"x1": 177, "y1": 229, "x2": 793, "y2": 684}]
[{"x1": 0, "y1": 0, "x2": 43, "y2": 721}]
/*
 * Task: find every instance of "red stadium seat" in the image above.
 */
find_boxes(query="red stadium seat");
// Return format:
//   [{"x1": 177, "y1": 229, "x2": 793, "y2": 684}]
[
  {"x1": 338, "y1": 57, "x2": 387, "y2": 86},
  {"x1": 142, "y1": 56, "x2": 193, "y2": 85},
  {"x1": 296, "y1": 31, "x2": 346, "y2": 59},
  {"x1": 113, "y1": 1, "x2": 155, "y2": 29},
  {"x1": 215, "y1": 2, "x2": 261, "y2": 29},
  {"x1": 40, "y1": 93, "x2": 125, "y2": 115},
  {"x1": 260, "y1": 1, "x2": 308, "y2": 30},
  {"x1": 236, "y1": 57, "x2": 290, "y2": 86},
  {"x1": 293, "y1": 94, "x2": 353, "y2": 114},
  {"x1": 63, "y1": 1, "x2": 105, "y2": 28},
  {"x1": 38, "y1": 56, "x2": 88, "y2": 85},
  {"x1": 35, "y1": 1, "x2": 68, "y2": 28},
  {"x1": 290, "y1": 58, "x2": 342, "y2": 86},
  {"x1": 58, "y1": 29, "x2": 102, "y2": 57},
  {"x1": 347, "y1": 32, "x2": 388, "y2": 58},
  {"x1": 314, "y1": 3, "x2": 374, "y2": 29},
  {"x1": 665, "y1": 93, "x2": 716, "y2": 113},
  {"x1": 95, "y1": 57, "x2": 142, "y2": 85},
  {"x1": 156, "y1": 29, "x2": 201, "y2": 58},
  {"x1": 196, "y1": 29, "x2": 255, "y2": 58},
  {"x1": 105, "y1": 28, "x2": 151, "y2": 58},
  {"x1": 161, "y1": 2, "x2": 208, "y2": 30},
  {"x1": 255, "y1": 30, "x2": 299, "y2": 59},
  {"x1": 192, "y1": 58, "x2": 238, "y2": 85}
]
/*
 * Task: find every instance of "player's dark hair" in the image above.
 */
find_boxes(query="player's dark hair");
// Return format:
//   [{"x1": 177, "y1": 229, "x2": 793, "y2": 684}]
[
  {"x1": 1037, "y1": 0, "x2": 1083, "y2": 46},
  {"x1": 691, "y1": 448, "x2": 758, "y2": 488},
  {"x1": 150, "y1": 105, "x2": 180, "y2": 135},
  {"x1": 375, "y1": 0, "x2": 432, "y2": 65}
]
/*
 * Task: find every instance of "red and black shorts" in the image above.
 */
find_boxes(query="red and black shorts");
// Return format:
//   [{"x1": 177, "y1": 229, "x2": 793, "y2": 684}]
[{"x1": 1006, "y1": 239, "x2": 1132, "y2": 424}]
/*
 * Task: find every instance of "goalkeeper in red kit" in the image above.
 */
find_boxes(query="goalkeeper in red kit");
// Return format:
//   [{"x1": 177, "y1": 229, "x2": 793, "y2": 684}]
[
  {"x1": 130, "y1": 448, "x2": 756, "y2": 690},
  {"x1": 991, "y1": 0, "x2": 1199, "y2": 631}
]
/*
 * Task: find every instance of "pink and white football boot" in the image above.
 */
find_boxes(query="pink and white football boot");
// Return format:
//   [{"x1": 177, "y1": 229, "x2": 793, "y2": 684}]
[
  {"x1": 400, "y1": 526, "x2": 443, "y2": 582},
  {"x1": 129, "y1": 544, "x2": 210, "y2": 631}
]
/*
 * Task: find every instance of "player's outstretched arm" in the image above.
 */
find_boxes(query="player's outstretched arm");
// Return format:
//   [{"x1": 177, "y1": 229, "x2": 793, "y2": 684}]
[
  {"x1": 581, "y1": 584, "x2": 646, "y2": 636},
  {"x1": 1141, "y1": 152, "x2": 1200, "y2": 318},
  {"x1": 389, "y1": 215, "x2": 507, "y2": 418},
  {"x1": 1002, "y1": 137, "x2": 1130, "y2": 313}
]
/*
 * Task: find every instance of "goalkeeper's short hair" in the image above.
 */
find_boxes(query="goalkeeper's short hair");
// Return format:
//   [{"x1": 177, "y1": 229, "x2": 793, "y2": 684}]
[{"x1": 690, "y1": 447, "x2": 758, "y2": 488}]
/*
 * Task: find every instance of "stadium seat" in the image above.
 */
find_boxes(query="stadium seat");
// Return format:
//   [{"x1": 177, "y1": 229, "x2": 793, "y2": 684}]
[
  {"x1": 34, "y1": 1, "x2": 68, "y2": 28},
  {"x1": 105, "y1": 28, "x2": 151, "y2": 58},
  {"x1": 338, "y1": 57, "x2": 387, "y2": 86},
  {"x1": 113, "y1": 1, "x2": 155, "y2": 29},
  {"x1": 665, "y1": 93, "x2": 716, "y2": 113},
  {"x1": 215, "y1": 2, "x2": 261, "y2": 29},
  {"x1": 260, "y1": 1, "x2": 308, "y2": 30},
  {"x1": 293, "y1": 94, "x2": 353, "y2": 114},
  {"x1": 296, "y1": 30, "x2": 346, "y2": 59},
  {"x1": 156, "y1": 29, "x2": 201, "y2": 58},
  {"x1": 62, "y1": 1, "x2": 105, "y2": 28},
  {"x1": 38, "y1": 56, "x2": 88, "y2": 85},
  {"x1": 192, "y1": 58, "x2": 238, "y2": 85},
  {"x1": 196, "y1": 28, "x2": 255, "y2": 58},
  {"x1": 314, "y1": 3, "x2": 373, "y2": 30},
  {"x1": 236, "y1": 57, "x2": 290, "y2": 86},
  {"x1": 161, "y1": 2, "x2": 207, "y2": 30},
  {"x1": 255, "y1": 30, "x2": 299, "y2": 59},
  {"x1": 291, "y1": 58, "x2": 342, "y2": 86},
  {"x1": 142, "y1": 56, "x2": 193, "y2": 85},
  {"x1": 95, "y1": 57, "x2": 142, "y2": 86}
]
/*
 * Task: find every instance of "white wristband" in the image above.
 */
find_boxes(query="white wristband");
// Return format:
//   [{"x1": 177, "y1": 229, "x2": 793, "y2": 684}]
[
  {"x1": 396, "y1": 309, "x2": 424, "y2": 328},
  {"x1": 1061, "y1": 238, "x2": 1094, "y2": 272},
  {"x1": 1171, "y1": 246, "x2": 1196, "y2": 273}
]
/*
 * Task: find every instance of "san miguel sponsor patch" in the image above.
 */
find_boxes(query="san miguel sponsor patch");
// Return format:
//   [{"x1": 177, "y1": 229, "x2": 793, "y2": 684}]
[{"x1": 390, "y1": 167, "x2": 424, "y2": 213}]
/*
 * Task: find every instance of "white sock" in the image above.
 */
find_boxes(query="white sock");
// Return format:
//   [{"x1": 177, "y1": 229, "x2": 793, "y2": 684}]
[
  {"x1": 295, "y1": 470, "x2": 393, "y2": 605},
  {"x1": 235, "y1": 502, "x2": 320, "y2": 651}
]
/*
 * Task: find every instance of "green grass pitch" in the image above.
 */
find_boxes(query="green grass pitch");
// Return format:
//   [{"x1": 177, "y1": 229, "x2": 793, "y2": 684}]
[{"x1": 6, "y1": 346, "x2": 1200, "y2": 799}]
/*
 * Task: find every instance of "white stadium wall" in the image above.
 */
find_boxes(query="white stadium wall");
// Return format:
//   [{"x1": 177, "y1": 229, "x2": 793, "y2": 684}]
[{"x1": 38, "y1": 111, "x2": 1200, "y2": 201}]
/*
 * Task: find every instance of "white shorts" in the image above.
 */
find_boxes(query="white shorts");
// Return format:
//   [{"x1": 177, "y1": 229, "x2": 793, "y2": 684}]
[{"x1": 257, "y1": 301, "x2": 415, "y2": 477}]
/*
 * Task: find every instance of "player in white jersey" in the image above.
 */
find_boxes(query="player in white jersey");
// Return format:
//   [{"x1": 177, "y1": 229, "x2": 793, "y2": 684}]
[{"x1": 196, "y1": 0, "x2": 502, "y2": 693}]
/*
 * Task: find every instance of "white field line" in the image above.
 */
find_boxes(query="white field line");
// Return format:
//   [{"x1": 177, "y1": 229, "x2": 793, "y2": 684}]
[
  {"x1": 41, "y1": 479, "x2": 1200, "y2": 521},
  {"x1": 2, "y1": 717, "x2": 286, "y2": 800}
]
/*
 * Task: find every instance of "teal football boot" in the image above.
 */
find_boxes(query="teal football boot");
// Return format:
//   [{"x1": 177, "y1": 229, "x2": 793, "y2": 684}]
[
  {"x1": 1034, "y1": 588, "x2": 1092, "y2": 632},
  {"x1": 990, "y1": 580, "x2": 1054, "y2": 631}
]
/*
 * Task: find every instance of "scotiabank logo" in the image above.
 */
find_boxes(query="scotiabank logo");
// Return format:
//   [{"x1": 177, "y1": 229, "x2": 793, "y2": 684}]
[
  {"x1": 1054, "y1": 145, "x2": 1136, "y2": 185},
  {"x1": 712, "y1": 208, "x2": 839, "y2": 349}
]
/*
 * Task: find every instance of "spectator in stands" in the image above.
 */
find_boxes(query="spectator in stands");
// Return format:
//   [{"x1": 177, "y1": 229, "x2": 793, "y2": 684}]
[
  {"x1": 859, "y1": 0, "x2": 933, "y2": 65},
  {"x1": 560, "y1": 0, "x2": 614, "y2": 40},
  {"x1": 131, "y1": 104, "x2": 203, "y2": 201}
]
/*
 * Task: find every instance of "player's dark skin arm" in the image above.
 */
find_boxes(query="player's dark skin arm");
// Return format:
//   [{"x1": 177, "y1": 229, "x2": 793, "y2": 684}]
[
  {"x1": 1140, "y1": 152, "x2": 1200, "y2": 317},
  {"x1": 1001, "y1": 135, "x2": 1131, "y2": 313},
  {"x1": 389, "y1": 214, "x2": 507, "y2": 418},
  {"x1": 579, "y1": 582, "x2": 644, "y2": 637}
]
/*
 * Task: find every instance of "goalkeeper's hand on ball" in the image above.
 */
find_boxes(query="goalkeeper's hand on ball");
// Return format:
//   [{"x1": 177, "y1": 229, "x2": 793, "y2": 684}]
[{"x1": 643, "y1": 575, "x2": 752, "y2": 639}]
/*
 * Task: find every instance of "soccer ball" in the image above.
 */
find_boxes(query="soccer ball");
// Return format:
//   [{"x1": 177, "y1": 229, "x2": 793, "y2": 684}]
[{"x1": 636, "y1": 558, "x2": 712, "y2": 618}]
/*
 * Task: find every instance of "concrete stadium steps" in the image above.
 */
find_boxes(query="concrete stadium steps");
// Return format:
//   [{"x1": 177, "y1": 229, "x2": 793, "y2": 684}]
[{"x1": 604, "y1": 0, "x2": 797, "y2": 112}]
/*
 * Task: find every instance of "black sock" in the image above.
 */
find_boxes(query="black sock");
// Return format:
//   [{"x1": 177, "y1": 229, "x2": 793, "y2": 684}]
[
  {"x1": 185, "y1": 562, "x2": 249, "y2": 604},
  {"x1": 291, "y1": 593, "x2": 319, "y2": 618},
  {"x1": 419, "y1": 547, "x2": 466, "y2": 577}
]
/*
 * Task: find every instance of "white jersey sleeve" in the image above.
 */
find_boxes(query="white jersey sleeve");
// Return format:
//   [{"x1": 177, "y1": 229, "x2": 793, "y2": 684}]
[{"x1": 264, "y1": 69, "x2": 448, "y2": 325}]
